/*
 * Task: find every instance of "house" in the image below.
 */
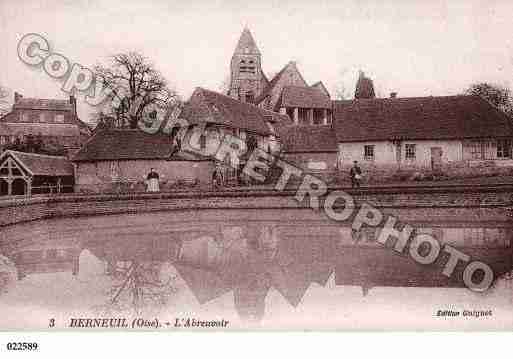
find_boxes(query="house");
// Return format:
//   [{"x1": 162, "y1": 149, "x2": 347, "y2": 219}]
[
  {"x1": 0, "y1": 150, "x2": 74, "y2": 196},
  {"x1": 333, "y1": 95, "x2": 513, "y2": 177},
  {"x1": 178, "y1": 87, "x2": 290, "y2": 178},
  {"x1": 71, "y1": 129, "x2": 214, "y2": 193},
  {"x1": 0, "y1": 92, "x2": 91, "y2": 154}
]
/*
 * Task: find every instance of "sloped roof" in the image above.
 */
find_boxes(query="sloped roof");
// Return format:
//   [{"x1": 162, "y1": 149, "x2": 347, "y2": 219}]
[
  {"x1": 311, "y1": 81, "x2": 330, "y2": 98},
  {"x1": 277, "y1": 125, "x2": 338, "y2": 153},
  {"x1": 181, "y1": 88, "x2": 290, "y2": 135},
  {"x1": 13, "y1": 98, "x2": 73, "y2": 111},
  {"x1": 333, "y1": 95, "x2": 513, "y2": 142},
  {"x1": 233, "y1": 27, "x2": 261, "y2": 55},
  {"x1": 255, "y1": 61, "x2": 308, "y2": 105},
  {"x1": 280, "y1": 86, "x2": 331, "y2": 109},
  {"x1": 0, "y1": 122, "x2": 81, "y2": 137},
  {"x1": 0, "y1": 150, "x2": 73, "y2": 176},
  {"x1": 72, "y1": 129, "x2": 209, "y2": 162}
]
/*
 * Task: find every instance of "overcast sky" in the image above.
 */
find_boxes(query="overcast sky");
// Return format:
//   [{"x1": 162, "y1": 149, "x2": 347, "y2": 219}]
[{"x1": 1, "y1": 0, "x2": 512, "y2": 122}]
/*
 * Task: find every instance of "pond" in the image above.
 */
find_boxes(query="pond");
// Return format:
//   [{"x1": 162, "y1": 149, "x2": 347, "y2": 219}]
[{"x1": 0, "y1": 208, "x2": 512, "y2": 330}]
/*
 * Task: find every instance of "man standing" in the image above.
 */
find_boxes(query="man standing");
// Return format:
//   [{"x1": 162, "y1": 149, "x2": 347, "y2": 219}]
[
  {"x1": 146, "y1": 168, "x2": 160, "y2": 192},
  {"x1": 349, "y1": 161, "x2": 362, "y2": 188}
]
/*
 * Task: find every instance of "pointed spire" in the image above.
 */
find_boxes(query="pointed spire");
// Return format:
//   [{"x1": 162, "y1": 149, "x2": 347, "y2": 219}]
[{"x1": 233, "y1": 27, "x2": 260, "y2": 55}]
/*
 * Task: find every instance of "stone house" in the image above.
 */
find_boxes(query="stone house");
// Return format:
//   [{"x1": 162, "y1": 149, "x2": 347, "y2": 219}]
[
  {"x1": 72, "y1": 129, "x2": 213, "y2": 193},
  {"x1": 333, "y1": 95, "x2": 513, "y2": 178},
  {"x1": 0, "y1": 92, "x2": 91, "y2": 154}
]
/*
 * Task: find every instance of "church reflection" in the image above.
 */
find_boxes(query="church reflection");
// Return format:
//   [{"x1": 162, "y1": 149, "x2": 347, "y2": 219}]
[{"x1": 1, "y1": 221, "x2": 512, "y2": 322}]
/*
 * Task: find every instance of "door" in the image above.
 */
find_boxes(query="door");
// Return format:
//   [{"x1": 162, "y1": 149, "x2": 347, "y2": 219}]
[{"x1": 430, "y1": 147, "x2": 443, "y2": 172}]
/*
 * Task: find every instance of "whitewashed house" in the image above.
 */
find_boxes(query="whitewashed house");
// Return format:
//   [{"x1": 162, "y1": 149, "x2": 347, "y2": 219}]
[{"x1": 333, "y1": 95, "x2": 513, "y2": 177}]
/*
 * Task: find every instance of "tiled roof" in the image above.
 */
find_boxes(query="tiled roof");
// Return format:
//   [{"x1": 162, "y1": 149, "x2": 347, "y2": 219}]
[
  {"x1": 0, "y1": 122, "x2": 81, "y2": 137},
  {"x1": 311, "y1": 81, "x2": 330, "y2": 98},
  {"x1": 280, "y1": 86, "x2": 331, "y2": 109},
  {"x1": 1, "y1": 150, "x2": 73, "y2": 176},
  {"x1": 255, "y1": 61, "x2": 308, "y2": 105},
  {"x1": 72, "y1": 129, "x2": 208, "y2": 162},
  {"x1": 277, "y1": 125, "x2": 338, "y2": 153},
  {"x1": 181, "y1": 88, "x2": 290, "y2": 135},
  {"x1": 13, "y1": 98, "x2": 73, "y2": 111},
  {"x1": 333, "y1": 95, "x2": 513, "y2": 142}
]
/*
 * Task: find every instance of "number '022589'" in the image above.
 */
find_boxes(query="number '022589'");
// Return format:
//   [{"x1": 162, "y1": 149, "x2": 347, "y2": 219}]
[{"x1": 6, "y1": 342, "x2": 39, "y2": 351}]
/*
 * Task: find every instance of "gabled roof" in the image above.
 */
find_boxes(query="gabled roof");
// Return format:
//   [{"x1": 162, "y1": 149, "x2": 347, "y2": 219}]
[
  {"x1": 333, "y1": 95, "x2": 513, "y2": 142},
  {"x1": 72, "y1": 129, "x2": 208, "y2": 162},
  {"x1": 280, "y1": 86, "x2": 331, "y2": 109},
  {"x1": 233, "y1": 27, "x2": 261, "y2": 55},
  {"x1": 181, "y1": 88, "x2": 290, "y2": 135},
  {"x1": 311, "y1": 81, "x2": 330, "y2": 98},
  {"x1": 0, "y1": 150, "x2": 73, "y2": 176},
  {"x1": 277, "y1": 125, "x2": 338, "y2": 153},
  {"x1": 255, "y1": 61, "x2": 308, "y2": 104}
]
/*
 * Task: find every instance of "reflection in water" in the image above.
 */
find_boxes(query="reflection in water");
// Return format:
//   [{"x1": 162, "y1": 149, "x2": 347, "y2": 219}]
[{"x1": 0, "y1": 212, "x2": 512, "y2": 327}]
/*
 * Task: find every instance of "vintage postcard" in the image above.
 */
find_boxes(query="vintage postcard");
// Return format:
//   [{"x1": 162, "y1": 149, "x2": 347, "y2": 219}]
[{"x1": 0, "y1": 0, "x2": 513, "y2": 341}]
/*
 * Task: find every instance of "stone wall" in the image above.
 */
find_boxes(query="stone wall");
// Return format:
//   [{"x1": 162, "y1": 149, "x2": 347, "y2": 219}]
[
  {"x1": 1, "y1": 185, "x2": 511, "y2": 228},
  {"x1": 74, "y1": 159, "x2": 214, "y2": 193}
]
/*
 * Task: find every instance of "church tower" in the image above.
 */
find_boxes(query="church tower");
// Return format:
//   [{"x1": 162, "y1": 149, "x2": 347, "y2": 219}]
[{"x1": 228, "y1": 27, "x2": 267, "y2": 103}]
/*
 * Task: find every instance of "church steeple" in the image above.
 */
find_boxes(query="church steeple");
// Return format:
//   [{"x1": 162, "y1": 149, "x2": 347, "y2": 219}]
[
  {"x1": 228, "y1": 27, "x2": 265, "y2": 103},
  {"x1": 233, "y1": 26, "x2": 261, "y2": 55}
]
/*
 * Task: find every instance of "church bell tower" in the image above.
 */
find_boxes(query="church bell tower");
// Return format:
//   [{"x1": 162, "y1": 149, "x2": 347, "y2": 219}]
[{"x1": 228, "y1": 27, "x2": 265, "y2": 103}]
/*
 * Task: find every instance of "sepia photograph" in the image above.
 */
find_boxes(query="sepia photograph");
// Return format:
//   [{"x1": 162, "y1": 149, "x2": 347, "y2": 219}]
[{"x1": 0, "y1": 0, "x2": 513, "y2": 353}]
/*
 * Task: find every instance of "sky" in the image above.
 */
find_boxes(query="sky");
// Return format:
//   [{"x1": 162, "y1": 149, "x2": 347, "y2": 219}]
[{"x1": 1, "y1": 0, "x2": 512, "y2": 123}]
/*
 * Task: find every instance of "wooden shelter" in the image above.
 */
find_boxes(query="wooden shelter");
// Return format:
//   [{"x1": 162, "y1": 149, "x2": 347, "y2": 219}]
[{"x1": 0, "y1": 150, "x2": 74, "y2": 196}]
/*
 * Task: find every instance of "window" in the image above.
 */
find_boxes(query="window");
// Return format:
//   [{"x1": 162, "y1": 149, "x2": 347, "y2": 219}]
[
  {"x1": 405, "y1": 144, "x2": 416, "y2": 160},
  {"x1": 470, "y1": 140, "x2": 483, "y2": 159},
  {"x1": 55, "y1": 114, "x2": 65, "y2": 123},
  {"x1": 497, "y1": 139, "x2": 512, "y2": 159},
  {"x1": 21, "y1": 112, "x2": 29, "y2": 122},
  {"x1": 364, "y1": 145, "x2": 375, "y2": 161}
]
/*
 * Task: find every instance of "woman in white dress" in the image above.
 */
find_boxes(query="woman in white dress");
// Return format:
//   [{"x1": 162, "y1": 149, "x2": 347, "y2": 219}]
[{"x1": 146, "y1": 168, "x2": 160, "y2": 192}]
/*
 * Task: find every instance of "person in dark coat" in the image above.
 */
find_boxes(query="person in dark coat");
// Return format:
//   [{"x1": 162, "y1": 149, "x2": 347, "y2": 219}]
[{"x1": 349, "y1": 161, "x2": 362, "y2": 188}]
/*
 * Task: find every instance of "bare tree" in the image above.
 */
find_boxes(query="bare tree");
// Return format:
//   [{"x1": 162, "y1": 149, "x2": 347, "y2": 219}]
[
  {"x1": 0, "y1": 85, "x2": 11, "y2": 117},
  {"x1": 94, "y1": 52, "x2": 179, "y2": 129},
  {"x1": 466, "y1": 82, "x2": 513, "y2": 117},
  {"x1": 94, "y1": 260, "x2": 178, "y2": 316}
]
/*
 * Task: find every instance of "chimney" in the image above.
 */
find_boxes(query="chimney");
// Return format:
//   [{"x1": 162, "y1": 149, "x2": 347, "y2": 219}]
[
  {"x1": 390, "y1": 92, "x2": 397, "y2": 99},
  {"x1": 14, "y1": 92, "x2": 23, "y2": 103}
]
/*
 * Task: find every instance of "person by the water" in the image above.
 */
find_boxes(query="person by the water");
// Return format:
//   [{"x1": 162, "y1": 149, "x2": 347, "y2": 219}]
[
  {"x1": 146, "y1": 168, "x2": 160, "y2": 192},
  {"x1": 350, "y1": 161, "x2": 362, "y2": 188}
]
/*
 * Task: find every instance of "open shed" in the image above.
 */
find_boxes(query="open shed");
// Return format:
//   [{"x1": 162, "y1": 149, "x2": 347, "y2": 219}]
[{"x1": 0, "y1": 150, "x2": 74, "y2": 196}]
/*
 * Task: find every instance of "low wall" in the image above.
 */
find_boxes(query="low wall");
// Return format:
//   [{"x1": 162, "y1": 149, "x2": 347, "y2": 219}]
[
  {"x1": 335, "y1": 161, "x2": 513, "y2": 183},
  {"x1": 1, "y1": 184, "x2": 512, "y2": 228}
]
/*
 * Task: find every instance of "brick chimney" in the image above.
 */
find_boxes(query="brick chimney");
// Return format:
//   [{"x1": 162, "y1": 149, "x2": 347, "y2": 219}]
[
  {"x1": 390, "y1": 92, "x2": 397, "y2": 99},
  {"x1": 14, "y1": 91, "x2": 23, "y2": 103}
]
